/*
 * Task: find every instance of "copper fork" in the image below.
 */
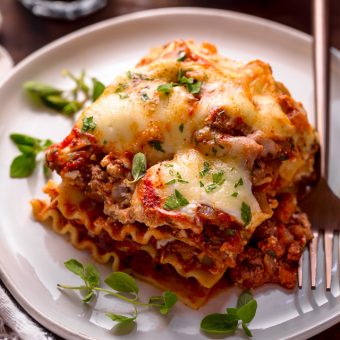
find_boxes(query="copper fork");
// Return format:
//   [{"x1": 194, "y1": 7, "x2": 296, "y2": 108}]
[{"x1": 298, "y1": 0, "x2": 340, "y2": 290}]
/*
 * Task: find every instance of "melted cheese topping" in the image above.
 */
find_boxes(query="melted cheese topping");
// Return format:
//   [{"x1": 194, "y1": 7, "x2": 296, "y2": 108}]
[
  {"x1": 75, "y1": 40, "x2": 315, "y2": 167},
  {"x1": 147, "y1": 149, "x2": 269, "y2": 229}
]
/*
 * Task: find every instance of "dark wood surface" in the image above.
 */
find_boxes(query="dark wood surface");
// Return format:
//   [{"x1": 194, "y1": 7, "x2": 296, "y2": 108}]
[{"x1": 0, "y1": 0, "x2": 339, "y2": 339}]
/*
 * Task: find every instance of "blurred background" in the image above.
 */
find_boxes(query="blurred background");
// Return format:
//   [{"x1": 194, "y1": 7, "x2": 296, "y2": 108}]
[{"x1": 0, "y1": 0, "x2": 339, "y2": 339}]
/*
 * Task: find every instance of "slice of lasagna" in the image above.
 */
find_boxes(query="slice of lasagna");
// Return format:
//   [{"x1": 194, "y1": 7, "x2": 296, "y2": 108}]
[{"x1": 32, "y1": 40, "x2": 317, "y2": 308}]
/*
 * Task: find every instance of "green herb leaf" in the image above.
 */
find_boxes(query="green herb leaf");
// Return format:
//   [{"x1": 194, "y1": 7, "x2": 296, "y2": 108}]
[
  {"x1": 237, "y1": 300, "x2": 257, "y2": 324},
  {"x1": 199, "y1": 161, "x2": 210, "y2": 178},
  {"x1": 187, "y1": 81, "x2": 202, "y2": 94},
  {"x1": 241, "y1": 202, "x2": 252, "y2": 226},
  {"x1": 237, "y1": 291, "x2": 254, "y2": 308},
  {"x1": 199, "y1": 181, "x2": 204, "y2": 187},
  {"x1": 177, "y1": 51, "x2": 187, "y2": 62},
  {"x1": 104, "y1": 272, "x2": 139, "y2": 294},
  {"x1": 235, "y1": 177, "x2": 244, "y2": 188},
  {"x1": 119, "y1": 93, "x2": 129, "y2": 99},
  {"x1": 114, "y1": 83, "x2": 128, "y2": 93},
  {"x1": 82, "y1": 290, "x2": 94, "y2": 303},
  {"x1": 23, "y1": 81, "x2": 62, "y2": 97},
  {"x1": 242, "y1": 322, "x2": 253, "y2": 337},
  {"x1": 165, "y1": 179, "x2": 177, "y2": 185},
  {"x1": 157, "y1": 83, "x2": 173, "y2": 94},
  {"x1": 10, "y1": 133, "x2": 38, "y2": 146},
  {"x1": 200, "y1": 313, "x2": 238, "y2": 334},
  {"x1": 163, "y1": 189, "x2": 189, "y2": 210},
  {"x1": 131, "y1": 152, "x2": 147, "y2": 183},
  {"x1": 106, "y1": 313, "x2": 136, "y2": 323},
  {"x1": 231, "y1": 192, "x2": 238, "y2": 197},
  {"x1": 205, "y1": 183, "x2": 218, "y2": 193},
  {"x1": 159, "y1": 291, "x2": 178, "y2": 315},
  {"x1": 84, "y1": 263, "x2": 100, "y2": 288},
  {"x1": 63, "y1": 101, "x2": 82, "y2": 115},
  {"x1": 82, "y1": 116, "x2": 96, "y2": 133},
  {"x1": 179, "y1": 123, "x2": 184, "y2": 133},
  {"x1": 212, "y1": 170, "x2": 225, "y2": 185},
  {"x1": 148, "y1": 140, "x2": 165, "y2": 153},
  {"x1": 64, "y1": 259, "x2": 85, "y2": 279},
  {"x1": 10, "y1": 154, "x2": 36, "y2": 178},
  {"x1": 149, "y1": 291, "x2": 177, "y2": 315},
  {"x1": 41, "y1": 94, "x2": 71, "y2": 111},
  {"x1": 17, "y1": 144, "x2": 36, "y2": 155},
  {"x1": 92, "y1": 78, "x2": 105, "y2": 101}
]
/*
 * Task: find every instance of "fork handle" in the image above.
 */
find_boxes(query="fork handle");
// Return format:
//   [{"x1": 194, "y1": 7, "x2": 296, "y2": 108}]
[{"x1": 313, "y1": 0, "x2": 330, "y2": 180}]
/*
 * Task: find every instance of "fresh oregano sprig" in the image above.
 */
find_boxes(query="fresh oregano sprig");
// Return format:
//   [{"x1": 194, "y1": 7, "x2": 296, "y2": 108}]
[
  {"x1": 9, "y1": 133, "x2": 53, "y2": 178},
  {"x1": 200, "y1": 290, "x2": 257, "y2": 337},
  {"x1": 23, "y1": 70, "x2": 105, "y2": 115},
  {"x1": 58, "y1": 259, "x2": 178, "y2": 325}
]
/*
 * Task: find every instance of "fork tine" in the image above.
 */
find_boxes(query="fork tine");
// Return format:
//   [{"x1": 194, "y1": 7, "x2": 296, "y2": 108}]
[
  {"x1": 298, "y1": 254, "x2": 303, "y2": 288},
  {"x1": 310, "y1": 231, "x2": 319, "y2": 289},
  {"x1": 324, "y1": 229, "x2": 333, "y2": 290}
]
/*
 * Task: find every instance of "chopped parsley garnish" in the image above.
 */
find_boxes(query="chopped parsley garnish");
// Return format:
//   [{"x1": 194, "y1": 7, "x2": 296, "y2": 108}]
[
  {"x1": 157, "y1": 83, "x2": 174, "y2": 94},
  {"x1": 205, "y1": 183, "x2": 218, "y2": 193},
  {"x1": 81, "y1": 116, "x2": 96, "y2": 133},
  {"x1": 92, "y1": 78, "x2": 105, "y2": 101},
  {"x1": 141, "y1": 92, "x2": 150, "y2": 101},
  {"x1": 163, "y1": 190, "x2": 189, "y2": 210},
  {"x1": 241, "y1": 202, "x2": 251, "y2": 226},
  {"x1": 178, "y1": 71, "x2": 202, "y2": 94},
  {"x1": 165, "y1": 170, "x2": 188, "y2": 185},
  {"x1": 234, "y1": 177, "x2": 244, "y2": 188},
  {"x1": 231, "y1": 192, "x2": 238, "y2": 197},
  {"x1": 212, "y1": 147, "x2": 217, "y2": 155},
  {"x1": 115, "y1": 83, "x2": 128, "y2": 93},
  {"x1": 177, "y1": 51, "x2": 187, "y2": 62},
  {"x1": 199, "y1": 161, "x2": 211, "y2": 178},
  {"x1": 212, "y1": 170, "x2": 225, "y2": 186},
  {"x1": 149, "y1": 140, "x2": 165, "y2": 153},
  {"x1": 119, "y1": 93, "x2": 129, "y2": 99},
  {"x1": 179, "y1": 123, "x2": 184, "y2": 133},
  {"x1": 199, "y1": 181, "x2": 205, "y2": 188}
]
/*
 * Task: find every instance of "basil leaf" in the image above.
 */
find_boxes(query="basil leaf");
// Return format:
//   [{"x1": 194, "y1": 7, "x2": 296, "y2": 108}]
[
  {"x1": 82, "y1": 290, "x2": 94, "y2": 303},
  {"x1": 106, "y1": 313, "x2": 136, "y2": 323},
  {"x1": 82, "y1": 116, "x2": 96, "y2": 133},
  {"x1": 92, "y1": 78, "x2": 105, "y2": 101},
  {"x1": 148, "y1": 140, "x2": 165, "y2": 153},
  {"x1": 226, "y1": 307, "x2": 238, "y2": 316},
  {"x1": 237, "y1": 290, "x2": 254, "y2": 309},
  {"x1": 131, "y1": 152, "x2": 146, "y2": 182},
  {"x1": 10, "y1": 133, "x2": 38, "y2": 146},
  {"x1": 17, "y1": 144, "x2": 36, "y2": 155},
  {"x1": 163, "y1": 189, "x2": 189, "y2": 210},
  {"x1": 242, "y1": 322, "x2": 253, "y2": 337},
  {"x1": 64, "y1": 259, "x2": 85, "y2": 279},
  {"x1": 177, "y1": 51, "x2": 187, "y2": 62},
  {"x1": 41, "y1": 95, "x2": 70, "y2": 111},
  {"x1": 62, "y1": 101, "x2": 82, "y2": 115},
  {"x1": 241, "y1": 202, "x2": 252, "y2": 226},
  {"x1": 104, "y1": 272, "x2": 138, "y2": 294},
  {"x1": 157, "y1": 83, "x2": 173, "y2": 94},
  {"x1": 10, "y1": 154, "x2": 36, "y2": 178},
  {"x1": 84, "y1": 263, "x2": 100, "y2": 288},
  {"x1": 237, "y1": 299, "x2": 257, "y2": 323},
  {"x1": 200, "y1": 313, "x2": 238, "y2": 334},
  {"x1": 159, "y1": 291, "x2": 177, "y2": 315},
  {"x1": 23, "y1": 81, "x2": 62, "y2": 97}
]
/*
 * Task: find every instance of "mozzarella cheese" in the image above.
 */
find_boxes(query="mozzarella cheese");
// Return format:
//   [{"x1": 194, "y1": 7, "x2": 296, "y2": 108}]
[{"x1": 147, "y1": 149, "x2": 269, "y2": 229}]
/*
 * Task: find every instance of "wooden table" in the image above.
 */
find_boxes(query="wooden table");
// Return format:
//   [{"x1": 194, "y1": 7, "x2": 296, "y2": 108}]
[{"x1": 0, "y1": 0, "x2": 339, "y2": 338}]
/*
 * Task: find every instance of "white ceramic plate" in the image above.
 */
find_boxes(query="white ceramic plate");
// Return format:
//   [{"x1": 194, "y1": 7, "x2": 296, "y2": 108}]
[{"x1": 1, "y1": 8, "x2": 340, "y2": 340}]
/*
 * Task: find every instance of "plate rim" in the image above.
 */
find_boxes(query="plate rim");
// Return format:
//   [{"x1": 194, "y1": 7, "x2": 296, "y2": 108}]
[{"x1": 0, "y1": 6, "x2": 339, "y2": 340}]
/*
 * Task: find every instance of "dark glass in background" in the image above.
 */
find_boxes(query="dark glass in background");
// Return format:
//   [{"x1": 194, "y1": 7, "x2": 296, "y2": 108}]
[{"x1": 18, "y1": 0, "x2": 107, "y2": 20}]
